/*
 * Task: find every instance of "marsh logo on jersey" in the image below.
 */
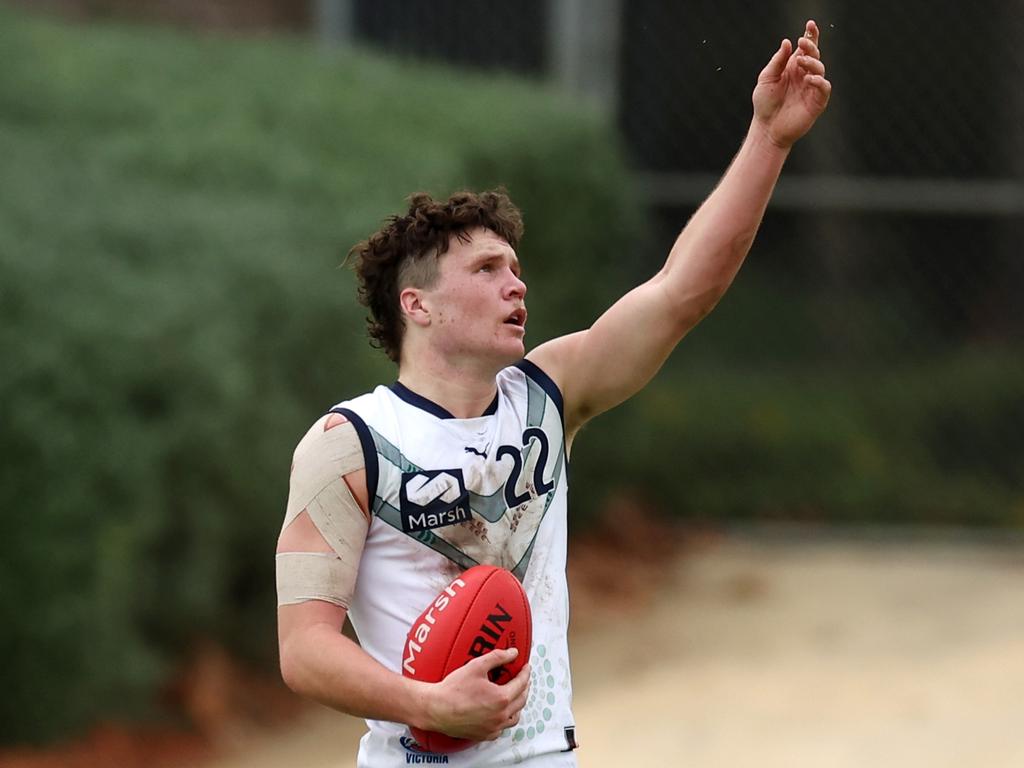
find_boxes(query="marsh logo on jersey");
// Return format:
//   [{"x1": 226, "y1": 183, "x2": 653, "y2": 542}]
[{"x1": 400, "y1": 469, "x2": 472, "y2": 533}]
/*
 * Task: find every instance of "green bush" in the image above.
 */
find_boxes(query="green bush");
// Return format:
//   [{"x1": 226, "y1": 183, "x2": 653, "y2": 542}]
[
  {"x1": 571, "y1": 347, "x2": 1024, "y2": 528},
  {"x1": 0, "y1": 8, "x2": 639, "y2": 743}
]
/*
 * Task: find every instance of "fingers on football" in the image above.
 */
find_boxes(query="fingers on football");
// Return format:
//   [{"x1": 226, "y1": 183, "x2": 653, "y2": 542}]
[
  {"x1": 507, "y1": 671, "x2": 530, "y2": 711},
  {"x1": 485, "y1": 687, "x2": 528, "y2": 740},
  {"x1": 471, "y1": 646, "x2": 517, "y2": 672},
  {"x1": 485, "y1": 716, "x2": 515, "y2": 741},
  {"x1": 504, "y1": 662, "x2": 531, "y2": 700},
  {"x1": 479, "y1": 683, "x2": 527, "y2": 741}
]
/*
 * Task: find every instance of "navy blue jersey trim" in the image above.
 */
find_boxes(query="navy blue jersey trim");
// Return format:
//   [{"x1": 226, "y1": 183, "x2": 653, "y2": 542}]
[
  {"x1": 515, "y1": 359, "x2": 565, "y2": 421},
  {"x1": 481, "y1": 393, "x2": 499, "y2": 416},
  {"x1": 390, "y1": 381, "x2": 498, "y2": 420},
  {"x1": 329, "y1": 407, "x2": 379, "y2": 507}
]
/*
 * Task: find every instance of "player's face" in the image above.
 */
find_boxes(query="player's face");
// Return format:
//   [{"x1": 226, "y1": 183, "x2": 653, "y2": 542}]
[{"x1": 423, "y1": 227, "x2": 528, "y2": 367}]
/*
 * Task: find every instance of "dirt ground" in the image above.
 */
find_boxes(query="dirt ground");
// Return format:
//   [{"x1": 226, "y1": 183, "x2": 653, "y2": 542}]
[{"x1": 187, "y1": 530, "x2": 1024, "y2": 768}]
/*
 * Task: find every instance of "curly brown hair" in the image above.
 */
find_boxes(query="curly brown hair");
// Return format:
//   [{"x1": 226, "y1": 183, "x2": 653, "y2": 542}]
[{"x1": 348, "y1": 189, "x2": 525, "y2": 363}]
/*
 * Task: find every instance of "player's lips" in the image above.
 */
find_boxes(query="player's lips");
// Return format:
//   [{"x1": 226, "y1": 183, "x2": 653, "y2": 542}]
[{"x1": 504, "y1": 308, "x2": 527, "y2": 329}]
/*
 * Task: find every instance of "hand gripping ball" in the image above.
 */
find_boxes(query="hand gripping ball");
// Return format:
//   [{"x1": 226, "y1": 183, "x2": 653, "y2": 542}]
[{"x1": 401, "y1": 565, "x2": 532, "y2": 753}]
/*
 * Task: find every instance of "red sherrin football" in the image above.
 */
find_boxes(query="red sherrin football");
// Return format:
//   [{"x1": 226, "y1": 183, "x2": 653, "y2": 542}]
[{"x1": 401, "y1": 564, "x2": 532, "y2": 754}]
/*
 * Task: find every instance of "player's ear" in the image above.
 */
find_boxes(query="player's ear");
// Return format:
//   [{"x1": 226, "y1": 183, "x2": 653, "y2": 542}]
[{"x1": 400, "y1": 287, "x2": 431, "y2": 328}]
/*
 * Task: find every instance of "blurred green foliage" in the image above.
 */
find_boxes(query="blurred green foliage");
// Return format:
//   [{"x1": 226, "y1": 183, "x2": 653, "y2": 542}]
[
  {"x1": 0, "y1": 8, "x2": 638, "y2": 743},
  {"x1": 570, "y1": 239, "x2": 1024, "y2": 527},
  {"x1": 574, "y1": 346, "x2": 1024, "y2": 529}
]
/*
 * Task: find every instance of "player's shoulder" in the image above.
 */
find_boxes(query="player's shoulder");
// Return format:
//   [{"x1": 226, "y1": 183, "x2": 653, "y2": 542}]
[
  {"x1": 291, "y1": 411, "x2": 362, "y2": 466},
  {"x1": 524, "y1": 332, "x2": 584, "y2": 387},
  {"x1": 290, "y1": 387, "x2": 384, "y2": 463},
  {"x1": 520, "y1": 337, "x2": 581, "y2": 414},
  {"x1": 523, "y1": 333, "x2": 589, "y2": 440}
]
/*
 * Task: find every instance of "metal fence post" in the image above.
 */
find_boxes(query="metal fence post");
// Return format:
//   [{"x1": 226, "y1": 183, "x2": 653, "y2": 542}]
[
  {"x1": 312, "y1": 0, "x2": 355, "y2": 48},
  {"x1": 547, "y1": 0, "x2": 622, "y2": 113}
]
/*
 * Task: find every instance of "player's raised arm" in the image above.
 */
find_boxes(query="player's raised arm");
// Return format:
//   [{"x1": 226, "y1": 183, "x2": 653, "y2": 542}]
[{"x1": 528, "y1": 20, "x2": 831, "y2": 437}]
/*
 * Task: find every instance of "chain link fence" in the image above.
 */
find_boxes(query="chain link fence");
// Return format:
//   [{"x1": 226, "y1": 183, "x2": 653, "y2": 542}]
[
  {"x1": 321, "y1": 0, "x2": 1022, "y2": 328},
  {"x1": 328, "y1": 0, "x2": 1023, "y2": 523}
]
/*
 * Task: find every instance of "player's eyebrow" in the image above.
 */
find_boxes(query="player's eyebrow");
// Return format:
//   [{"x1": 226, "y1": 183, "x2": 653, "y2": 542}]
[{"x1": 473, "y1": 250, "x2": 521, "y2": 274}]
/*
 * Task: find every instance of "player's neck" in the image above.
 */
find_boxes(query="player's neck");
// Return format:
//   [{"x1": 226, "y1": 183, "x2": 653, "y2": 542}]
[{"x1": 396, "y1": 354, "x2": 503, "y2": 419}]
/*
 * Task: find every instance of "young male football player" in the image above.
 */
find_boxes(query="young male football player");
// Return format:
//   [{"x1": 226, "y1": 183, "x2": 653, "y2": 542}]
[{"x1": 277, "y1": 21, "x2": 830, "y2": 766}]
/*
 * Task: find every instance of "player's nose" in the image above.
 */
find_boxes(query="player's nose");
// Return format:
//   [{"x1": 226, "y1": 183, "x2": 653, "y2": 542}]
[{"x1": 506, "y1": 271, "x2": 527, "y2": 300}]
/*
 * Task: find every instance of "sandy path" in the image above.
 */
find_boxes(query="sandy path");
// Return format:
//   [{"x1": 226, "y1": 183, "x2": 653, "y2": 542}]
[
  {"x1": 571, "y1": 535, "x2": 1024, "y2": 767},
  {"x1": 199, "y1": 535, "x2": 1024, "y2": 768}
]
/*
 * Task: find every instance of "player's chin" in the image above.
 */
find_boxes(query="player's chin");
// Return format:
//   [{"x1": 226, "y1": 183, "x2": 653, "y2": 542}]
[
  {"x1": 500, "y1": 323, "x2": 526, "y2": 344},
  {"x1": 496, "y1": 336, "x2": 526, "y2": 363},
  {"x1": 483, "y1": 327, "x2": 525, "y2": 366}
]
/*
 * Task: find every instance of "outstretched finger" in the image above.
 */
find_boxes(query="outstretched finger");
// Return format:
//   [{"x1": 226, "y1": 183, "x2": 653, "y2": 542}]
[
  {"x1": 804, "y1": 19, "x2": 819, "y2": 45},
  {"x1": 799, "y1": 20, "x2": 820, "y2": 59},
  {"x1": 759, "y1": 38, "x2": 792, "y2": 81}
]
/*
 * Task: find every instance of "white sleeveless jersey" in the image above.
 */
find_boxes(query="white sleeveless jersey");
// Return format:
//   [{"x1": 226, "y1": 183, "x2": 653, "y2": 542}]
[{"x1": 333, "y1": 361, "x2": 579, "y2": 767}]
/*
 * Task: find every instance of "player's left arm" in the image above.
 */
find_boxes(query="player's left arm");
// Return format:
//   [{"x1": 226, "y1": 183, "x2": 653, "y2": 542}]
[{"x1": 528, "y1": 20, "x2": 831, "y2": 439}]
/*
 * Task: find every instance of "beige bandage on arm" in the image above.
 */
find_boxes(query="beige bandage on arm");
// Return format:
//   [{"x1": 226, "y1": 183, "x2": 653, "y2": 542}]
[
  {"x1": 276, "y1": 552, "x2": 355, "y2": 607},
  {"x1": 277, "y1": 416, "x2": 370, "y2": 608}
]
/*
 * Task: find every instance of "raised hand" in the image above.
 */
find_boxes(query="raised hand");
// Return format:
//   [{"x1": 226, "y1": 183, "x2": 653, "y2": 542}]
[{"x1": 752, "y1": 20, "x2": 832, "y2": 148}]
